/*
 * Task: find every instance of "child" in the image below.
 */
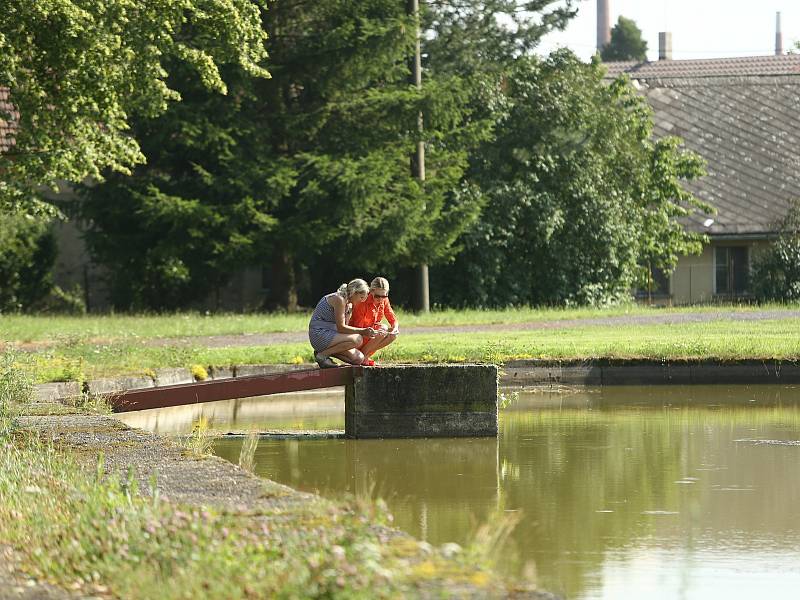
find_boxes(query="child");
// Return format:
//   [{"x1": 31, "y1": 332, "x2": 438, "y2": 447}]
[{"x1": 348, "y1": 276, "x2": 399, "y2": 366}]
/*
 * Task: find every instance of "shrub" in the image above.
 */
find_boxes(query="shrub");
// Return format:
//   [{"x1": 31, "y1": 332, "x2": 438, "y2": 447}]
[
  {"x1": 0, "y1": 212, "x2": 56, "y2": 312},
  {"x1": 751, "y1": 200, "x2": 800, "y2": 301}
]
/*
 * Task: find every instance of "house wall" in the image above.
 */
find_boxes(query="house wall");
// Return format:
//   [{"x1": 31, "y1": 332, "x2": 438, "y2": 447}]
[
  {"x1": 669, "y1": 239, "x2": 771, "y2": 305},
  {"x1": 670, "y1": 245, "x2": 714, "y2": 304}
]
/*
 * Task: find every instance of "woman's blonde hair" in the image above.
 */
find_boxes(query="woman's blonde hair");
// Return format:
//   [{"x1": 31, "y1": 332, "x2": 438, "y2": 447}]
[
  {"x1": 337, "y1": 278, "x2": 369, "y2": 300},
  {"x1": 370, "y1": 276, "x2": 389, "y2": 291}
]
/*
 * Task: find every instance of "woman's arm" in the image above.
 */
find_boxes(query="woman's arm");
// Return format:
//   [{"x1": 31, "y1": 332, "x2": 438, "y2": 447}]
[
  {"x1": 384, "y1": 299, "x2": 399, "y2": 334},
  {"x1": 331, "y1": 295, "x2": 376, "y2": 336}
]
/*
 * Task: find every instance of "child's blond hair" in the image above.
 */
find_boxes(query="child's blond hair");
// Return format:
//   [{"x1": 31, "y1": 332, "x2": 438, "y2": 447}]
[{"x1": 370, "y1": 276, "x2": 389, "y2": 291}]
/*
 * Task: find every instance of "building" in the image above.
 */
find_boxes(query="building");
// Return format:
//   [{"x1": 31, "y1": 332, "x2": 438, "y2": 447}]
[
  {"x1": 604, "y1": 54, "x2": 800, "y2": 304},
  {"x1": 599, "y1": 1, "x2": 800, "y2": 304}
]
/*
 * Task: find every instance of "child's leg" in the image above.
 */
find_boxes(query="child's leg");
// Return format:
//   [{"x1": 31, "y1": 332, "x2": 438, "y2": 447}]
[{"x1": 360, "y1": 330, "x2": 396, "y2": 358}]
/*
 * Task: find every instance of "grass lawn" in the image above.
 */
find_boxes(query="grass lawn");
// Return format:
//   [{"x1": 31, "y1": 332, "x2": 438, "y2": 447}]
[
  {"x1": 12, "y1": 316, "x2": 800, "y2": 383},
  {"x1": 3, "y1": 303, "x2": 798, "y2": 344}
]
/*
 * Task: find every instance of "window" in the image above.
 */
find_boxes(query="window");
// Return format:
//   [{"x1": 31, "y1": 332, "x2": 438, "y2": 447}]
[{"x1": 715, "y1": 246, "x2": 749, "y2": 295}]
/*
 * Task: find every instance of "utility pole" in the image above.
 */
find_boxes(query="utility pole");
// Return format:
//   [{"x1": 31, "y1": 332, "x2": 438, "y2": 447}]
[{"x1": 407, "y1": 0, "x2": 429, "y2": 312}]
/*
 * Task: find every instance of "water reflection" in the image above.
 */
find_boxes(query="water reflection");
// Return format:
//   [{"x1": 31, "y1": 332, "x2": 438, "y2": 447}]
[
  {"x1": 116, "y1": 388, "x2": 345, "y2": 434},
  {"x1": 124, "y1": 385, "x2": 800, "y2": 599}
]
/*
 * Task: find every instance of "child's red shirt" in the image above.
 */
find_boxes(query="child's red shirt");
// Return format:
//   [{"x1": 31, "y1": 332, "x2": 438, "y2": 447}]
[{"x1": 349, "y1": 293, "x2": 397, "y2": 330}]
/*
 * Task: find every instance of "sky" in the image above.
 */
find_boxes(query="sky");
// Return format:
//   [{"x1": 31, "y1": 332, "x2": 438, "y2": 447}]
[{"x1": 536, "y1": 0, "x2": 800, "y2": 62}]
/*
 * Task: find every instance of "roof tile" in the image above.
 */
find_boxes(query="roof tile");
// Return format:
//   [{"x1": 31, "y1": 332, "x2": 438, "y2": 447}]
[{"x1": 604, "y1": 56, "x2": 800, "y2": 237}]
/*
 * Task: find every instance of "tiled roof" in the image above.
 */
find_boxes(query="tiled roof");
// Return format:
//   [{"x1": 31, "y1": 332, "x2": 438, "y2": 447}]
[
  {"x1": 604, "y1": 56, "x2": 800, "y2": 237},
  {"x1": 0, "y1": 87, "x2": 18, "y2": 154},
  {"x1": 604, "y1": 54, "x2": 800, "y2": 79}
]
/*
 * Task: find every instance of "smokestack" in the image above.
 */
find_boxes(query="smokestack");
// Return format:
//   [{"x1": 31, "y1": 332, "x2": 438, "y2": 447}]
[
  {"x1": 597, "y1": 0, "x2": 610, "y2": 52},
  {"x1": 659, "y1": 32, "x2": 673, "y2": 61},
  {"x1": 776, "y1": 12, "x2": 784, "y2": 55}
]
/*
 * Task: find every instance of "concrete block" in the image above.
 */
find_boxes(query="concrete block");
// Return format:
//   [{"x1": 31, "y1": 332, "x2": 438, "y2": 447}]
[
  {"x1": 559, "y1": 365, "x2": 603, "y2": 385},
  {"x1": 154, "y1": 368, "x2": 193, "y2": 387},
  {"x1": 772, "y1": 362, "x2": 800, "y2": 383},
  {"x1": 209, "y1": 365, "x2": 234, "y2": 380},
  {"x1": 690, "y1": 362, "x2": 785, "y2": 384},
  {"x1": 346, "y1": 364, "x2": 498, "y2": 438},
  {"x1": 602, "y1": 364, "x2": 691, "y2": 385},
  {"x1": 502, "y1": 364, "x2": 562, "y2": 386},
  {"x1": 87, "y1": 376, "x2": 154, "y2": 396},
  {"x1": 235, "y1": 364, "x2": 311, "y2": 378},
  {"x1": 34, "y1": 381, "x2": 82, "y2": 403}
]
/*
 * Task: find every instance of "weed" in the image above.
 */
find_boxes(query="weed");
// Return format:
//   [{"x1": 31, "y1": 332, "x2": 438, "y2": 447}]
[
  {"x1": 498, "y1": 390, "x2": 520, "y2": 409},
  {"x1": 238, "y1": 430, "x2": 259, "y2": 473},
  {"x1": 190, "y1": 364, "x2": 208, "y2": 381},
  {"x1": 181, "y1": 416, "x2": 215, "y2": 458}
]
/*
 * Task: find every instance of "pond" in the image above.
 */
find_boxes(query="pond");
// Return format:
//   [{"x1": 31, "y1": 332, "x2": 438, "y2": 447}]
[{"x1": 118, "y1": 385, "x2": 800, "y2": 599}]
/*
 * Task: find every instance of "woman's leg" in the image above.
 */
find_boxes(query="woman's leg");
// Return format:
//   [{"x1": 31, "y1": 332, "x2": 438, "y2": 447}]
[
  {"x1": 332, "y1": 348, "x2": 365, "y2": 365},
  {"x1": 317, "y1": 333, "x2": 363, "y2": 358}
]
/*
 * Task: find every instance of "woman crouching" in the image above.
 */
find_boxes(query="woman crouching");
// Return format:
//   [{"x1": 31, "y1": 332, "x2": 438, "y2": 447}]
[{"x1": 308, "y1": 279, "x2": 378, "y2": 369}]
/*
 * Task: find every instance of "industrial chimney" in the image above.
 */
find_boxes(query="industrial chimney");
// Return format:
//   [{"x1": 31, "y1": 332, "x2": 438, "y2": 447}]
[
  {"x1": 776, "y1": 12, "x2": 784, "y2": 55},
  {"x1": 597, "y1": 0, "x2": 610, "y2": 52},
  {"x1": 659, "y1": 32, "x2": 673, "y2": 61}
]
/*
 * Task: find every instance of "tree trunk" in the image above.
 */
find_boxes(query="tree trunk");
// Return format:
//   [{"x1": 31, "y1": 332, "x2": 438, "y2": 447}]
[{"x1": 268, "y1": 249, "x2": 298, "y2": 311}]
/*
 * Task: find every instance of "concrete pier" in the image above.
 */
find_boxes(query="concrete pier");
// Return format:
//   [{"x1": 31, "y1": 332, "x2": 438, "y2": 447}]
[{"x1": 345, "y1": 364, "x2": 498, "y2": 438}]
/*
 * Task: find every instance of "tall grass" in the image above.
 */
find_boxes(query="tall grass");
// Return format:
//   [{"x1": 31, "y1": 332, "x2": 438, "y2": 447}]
[
  {"x1": 0, "y1": 351, "x2": 34, "y2": 436},
  {"x1": 238, "y1": 431, "x2": 259, "y2": 473},
  {"x1": 180, "y1": 416, "x2": 215, "y2": 458}
]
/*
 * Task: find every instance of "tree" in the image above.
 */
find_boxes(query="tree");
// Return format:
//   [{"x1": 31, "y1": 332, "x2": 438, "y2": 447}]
[
  {"x1": 433, "y1": 51, "x2": 709, "y2": 307},
  {"x1": 750, "y1": 199, "x2": 800, "y2": 301},
  {"x1": 600, "y1": 16, "x2": 648, "y2": 62},
  {"x1": 0, "y1": 0, "x2": 269, "y2": 212},
  {"x1": 0, "y1": 212, "x2": 56, "y2": 312},
  {"x1": 80, "y1": 1, "x2": 488, "y2": 310},
  {"x1": 424, "y1": 0, "x2": 579, "y2": 77}
]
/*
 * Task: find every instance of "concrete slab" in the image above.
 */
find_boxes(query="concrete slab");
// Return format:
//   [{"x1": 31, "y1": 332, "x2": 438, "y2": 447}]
[
  {"x1": 346, "y1": 364, "x2": 498, "y2": 438},
  {"x1": 34, "y1": 381, "x2": 81, "y2": 403},
  {"x1": 209, "y1": 366, "x2": 234, "y2": 380},
  {"x1": 87, "y1": 376, "x2": 154, "y2": 396},
  {"x1": 154, "y1": 367, "x2": 194, "y2": 387},
  {"x1": 234, "y1": 364, "x2": 308, "y2": 378}
]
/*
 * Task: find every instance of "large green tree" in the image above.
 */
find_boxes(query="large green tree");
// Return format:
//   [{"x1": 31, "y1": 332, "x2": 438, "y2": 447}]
[
  {"x1": 80, "y1": 0, "x2": 489, "y2": 310},
  {"x1": 0, "y1": 0, "x2": 269, "y2": 211},
  {"x1": 0, "y1": 212, "x2": 56, "y2": 312},
  {"x1": 600, "y1": 16, "x2": 648, "y2": 62},
  {"x1": 424, "y1": 0, "x2": 579, "y2": 77},
  {"x1": 433, "y1": 51, "x2": 709, "y2": 306}
]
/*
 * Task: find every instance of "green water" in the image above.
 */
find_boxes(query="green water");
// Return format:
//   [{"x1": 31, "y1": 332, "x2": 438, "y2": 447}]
[{"x1": 122, "y1": 385, "x2": 800, "y2": 599}]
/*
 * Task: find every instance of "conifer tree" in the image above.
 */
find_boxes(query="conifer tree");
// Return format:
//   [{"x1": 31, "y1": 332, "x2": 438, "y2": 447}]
[
  {"x1": 80, "y1": 1, "x2": 487, "y2": 309},
  {"x1": 600, "y1": 16, "x2": 648, "y2": 62}
]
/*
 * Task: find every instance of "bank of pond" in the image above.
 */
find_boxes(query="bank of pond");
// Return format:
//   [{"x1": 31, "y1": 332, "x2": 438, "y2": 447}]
[{"x1": 118, "y1": 384, "x2": 800, "y2": 600}]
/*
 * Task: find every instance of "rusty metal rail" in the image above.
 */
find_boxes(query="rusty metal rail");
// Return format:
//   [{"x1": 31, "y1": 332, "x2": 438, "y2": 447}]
[{"x1": 111, "y1": 366, "x2": 361, "y2": 413}]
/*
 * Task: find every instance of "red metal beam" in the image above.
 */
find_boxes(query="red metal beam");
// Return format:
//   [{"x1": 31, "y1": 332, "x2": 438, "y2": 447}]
[{"x1": 111, "y1": 366, "x2": 361, "y2": 413}]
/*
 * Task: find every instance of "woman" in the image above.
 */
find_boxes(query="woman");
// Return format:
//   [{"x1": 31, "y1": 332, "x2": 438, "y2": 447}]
[{"x1": 308, "y1": 279, "x2": 378, "y2": 368}]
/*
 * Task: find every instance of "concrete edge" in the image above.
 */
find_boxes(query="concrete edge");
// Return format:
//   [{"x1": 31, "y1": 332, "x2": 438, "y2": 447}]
[{"x1": 502, "y1": 359, "x2": 800, "y2": 386}]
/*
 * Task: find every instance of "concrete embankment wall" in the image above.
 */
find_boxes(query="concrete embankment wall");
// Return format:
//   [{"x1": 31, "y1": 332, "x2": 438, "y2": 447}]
[
  {"x1": 503, "y1": 359, "x2": 800, "y2": 386},
  {"x1": 35, "y1": 359, "x2": 800, "y2": 405}
]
